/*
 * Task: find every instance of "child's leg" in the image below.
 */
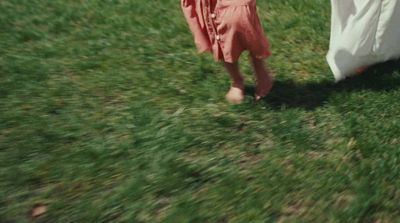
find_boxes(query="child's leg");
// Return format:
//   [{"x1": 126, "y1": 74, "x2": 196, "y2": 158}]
[
  {"x1": 250, "y1": 55, "x2": 273, "y2": 101},
  {"x1": 224, "y1": 62, "x2": 245, "y2": 89},
  {"x1": 224, "y1": 62, "x2": 245, "y2": 104}
]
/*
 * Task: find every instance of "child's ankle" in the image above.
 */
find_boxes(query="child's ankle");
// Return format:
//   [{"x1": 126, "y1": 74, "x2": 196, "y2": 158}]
[{"x1": 231, "y1": 81, "x2": 245, "y2": 90}]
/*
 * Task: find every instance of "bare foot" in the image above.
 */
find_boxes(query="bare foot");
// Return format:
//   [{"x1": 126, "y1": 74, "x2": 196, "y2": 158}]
[
  {"x1": 355, "y1": 66, "x2": 368, "y2": 75},
  {"x1": 250, "y1": 56, "x2": 274, "y2": 101},
  {"x1": 255, "y1": 71, "x2": 273, "y2": 101},
  {"x1": 225, "y1": 86, "x2": 245, "y2": 104},
  {"x1": 223, "y1": 62, "x2": 245, "y2": 104}
]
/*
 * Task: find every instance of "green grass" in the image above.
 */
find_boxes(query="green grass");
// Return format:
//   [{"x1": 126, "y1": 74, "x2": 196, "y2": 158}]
[{"x1": 1, "y1": 0, "x2": 400, "y2": 222}]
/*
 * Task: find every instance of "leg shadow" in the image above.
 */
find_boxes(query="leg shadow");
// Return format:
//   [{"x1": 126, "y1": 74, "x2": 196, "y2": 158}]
[{"x1": 253, "y1": 59, "x2": 400, "y2": 110}]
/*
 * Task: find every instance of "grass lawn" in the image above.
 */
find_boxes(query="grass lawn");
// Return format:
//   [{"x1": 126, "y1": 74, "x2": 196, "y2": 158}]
[{"x1": 1, "y1": 0, "x2": 400, "y2": 222}]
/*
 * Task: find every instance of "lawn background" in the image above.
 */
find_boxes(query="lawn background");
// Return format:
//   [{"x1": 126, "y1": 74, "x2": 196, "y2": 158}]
[{"x1": 1, "y1": 0, "x2": 400, "y2": 222}]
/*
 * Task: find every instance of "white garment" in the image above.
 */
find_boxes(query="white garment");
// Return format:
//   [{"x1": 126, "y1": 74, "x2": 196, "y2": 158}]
[{"x1": 327, "y1": 0, "x2": 400, "y2": 81}]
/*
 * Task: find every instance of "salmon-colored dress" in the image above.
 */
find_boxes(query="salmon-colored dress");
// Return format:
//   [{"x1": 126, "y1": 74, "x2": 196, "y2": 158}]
[{"x1": 181, "y1": 0, "x2": 271, "y2": 63}]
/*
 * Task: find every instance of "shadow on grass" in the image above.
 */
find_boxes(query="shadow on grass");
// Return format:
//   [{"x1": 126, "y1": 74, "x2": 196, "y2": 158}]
[{"x1": 254, "y1": 59, "x2": 400, "y2": 110}]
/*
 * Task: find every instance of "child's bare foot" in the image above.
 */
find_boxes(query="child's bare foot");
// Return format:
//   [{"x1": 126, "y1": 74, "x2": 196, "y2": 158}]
[
  {"x1": 355, "y1": 66, "x2": 368, "y2": 75},
  {"x1": 224, "y1": 62, "x2": 245, "y2": 104},
  {"x1": 225, "y1": 86, "x2": 245, "y2": 104},
  {"x1": 255, "y1": 78, "x2": 273, "y2": 101},
  {"x1": 250, "y1": 56, "x2": 273, "y2": 101},
  {"x1": 255, "y1": 70, "x2": 273, "y2": 101}
]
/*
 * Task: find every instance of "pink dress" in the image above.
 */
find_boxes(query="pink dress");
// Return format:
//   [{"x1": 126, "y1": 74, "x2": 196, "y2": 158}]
[{"x1": 181, "y1": 0, "x2": 271, "y2": 63}]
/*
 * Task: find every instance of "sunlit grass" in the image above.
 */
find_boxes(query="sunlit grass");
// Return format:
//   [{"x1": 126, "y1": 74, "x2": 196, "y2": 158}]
[{"x1": 1, "y1": 0, "x2": 400, "y2": 222}]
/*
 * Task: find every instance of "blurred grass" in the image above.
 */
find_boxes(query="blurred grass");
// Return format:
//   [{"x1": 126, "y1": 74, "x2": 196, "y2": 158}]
[{"x1": 1, "y1": 0, "x2": 400, "y2": 222}]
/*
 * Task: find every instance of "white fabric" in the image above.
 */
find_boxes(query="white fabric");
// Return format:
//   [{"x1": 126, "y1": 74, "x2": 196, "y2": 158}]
[{"x1": 327, "y1": 0, "x2": 400, "y2": 81}]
